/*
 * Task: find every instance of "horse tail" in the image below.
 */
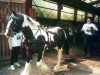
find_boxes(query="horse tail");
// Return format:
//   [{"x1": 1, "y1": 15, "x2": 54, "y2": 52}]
[
  {"x1": 58, "y1": 28, "x2": 69, "y2": 54},
  {"x1": 58, "y1": 28, "x2": 67, "y2": 42},
  {"x1": 61, "y1": 28, "x2": 67, "y2": 40}
]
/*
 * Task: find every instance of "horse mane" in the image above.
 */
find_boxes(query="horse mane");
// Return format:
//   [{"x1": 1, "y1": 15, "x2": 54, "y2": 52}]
[
  {"x1": 22, "y1": 26, "x2": 34, "y2": 40},
  {"x1": 22, "y1": 14, "x2": 40, "y2": 30}
]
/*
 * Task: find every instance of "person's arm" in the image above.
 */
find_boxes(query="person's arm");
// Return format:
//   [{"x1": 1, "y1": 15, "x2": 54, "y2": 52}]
[
  {"x1": 81, "y1": 29, "x2": 83, "y2": 32},
  {"x1": 8, "y1": 36, "x2": 12, "y2": 50},
  {"x1": 4, "y1": 19, "x2": 13, "y2": 37},
  {"x1": 93, "y1": 24, "x2": 98, "y2": 31},
  {"x1": 81, "y1": 24, "x2": 85, "y2": 32}
]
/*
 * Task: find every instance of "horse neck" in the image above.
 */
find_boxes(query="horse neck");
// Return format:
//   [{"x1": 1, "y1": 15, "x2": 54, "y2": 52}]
[
  {"x1": 22, "y1": 14, "x2": 39, "y2": 29},
  {"x1": 22, "y1": 26, "x2": 34, "y2": 40}
]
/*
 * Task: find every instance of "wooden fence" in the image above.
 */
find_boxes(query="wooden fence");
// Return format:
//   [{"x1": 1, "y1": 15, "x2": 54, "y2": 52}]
[{"x1": 0, "y1": 1, "x2": 25, "y2": 60}]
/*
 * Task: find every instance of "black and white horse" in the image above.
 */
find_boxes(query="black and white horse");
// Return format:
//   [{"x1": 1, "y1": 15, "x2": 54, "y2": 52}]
[{"x1": 5, "y1": 11, "x2": 68, "y2": 75}]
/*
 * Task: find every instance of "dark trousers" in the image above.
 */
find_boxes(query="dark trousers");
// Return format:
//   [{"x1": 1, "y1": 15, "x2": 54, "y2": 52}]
[
  {"x1": 10, "y1": 46, "x2": 20, "y2": 65},
  {"x1": 68, "y1": 35, "x2": 73, "y2": 45},
  {"x1": 83, "y1": 34, "x2": 94, "y2": 56}
]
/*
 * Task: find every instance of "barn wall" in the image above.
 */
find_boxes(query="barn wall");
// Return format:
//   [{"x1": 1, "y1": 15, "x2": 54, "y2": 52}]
[{"x1": 0, "y1": 1, "x2": 25, "y2": 60}]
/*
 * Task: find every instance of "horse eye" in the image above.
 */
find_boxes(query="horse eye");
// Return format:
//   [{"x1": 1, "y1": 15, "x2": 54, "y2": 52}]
[{"x1": 27, "y1": 17, "x2": 31, "y2": 22}]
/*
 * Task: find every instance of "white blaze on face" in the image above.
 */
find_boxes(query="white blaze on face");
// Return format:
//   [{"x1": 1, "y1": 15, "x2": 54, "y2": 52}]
[{"x1": 5, "y1": 19, "x2": 13, "y2": 36}]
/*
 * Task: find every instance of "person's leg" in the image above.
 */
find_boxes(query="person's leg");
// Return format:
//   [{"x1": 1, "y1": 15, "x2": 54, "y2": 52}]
[
  {"x1": 14, "y1": 47, "x2": 20, "y2": 62},
  {"x1": 10, "y1": 49, "x2": 15, "y2": 65},
  {"x1": 69, "y1": 35, "x2": 73, "y2": 46},
  {"x1": 89, "y1": 36, "x2": 94, "y2": 57},
  {"x1": 83, "y1": 35, "x2": 88, "y2": 56},
  {"x1": 14, "y1": 46, "x2": 21, "y2": 66},
  {"x1": 10, "y1": 47, "x2": 16, "y2": 70}
]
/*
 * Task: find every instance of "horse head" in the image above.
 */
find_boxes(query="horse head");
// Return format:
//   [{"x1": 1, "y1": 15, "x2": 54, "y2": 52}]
[
  {"x1": 5, "y1": 11, "x2": 24, "y2": 37},
  {"x1": 5, "y1": 10, "x2": 40, "y2": 37}
]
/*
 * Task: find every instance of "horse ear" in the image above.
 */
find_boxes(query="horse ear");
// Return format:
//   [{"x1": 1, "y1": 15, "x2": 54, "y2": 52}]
[{"x1": 12, "y1": 10, "x2": 18, "y2": 16}]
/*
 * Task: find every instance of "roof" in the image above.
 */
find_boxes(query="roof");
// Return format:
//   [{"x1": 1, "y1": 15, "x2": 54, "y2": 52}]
[
  {"x1": 50, "y1": 0, "x2": 100, "y2": 16},
  {"x1": 82, "y1": 0, "x2": 100, "y2": 8}
]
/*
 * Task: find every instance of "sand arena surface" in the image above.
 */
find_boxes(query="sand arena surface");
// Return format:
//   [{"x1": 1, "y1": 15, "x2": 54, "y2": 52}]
[{"x1": 0, "y1": 50, "x2": 100, "y2": 75}]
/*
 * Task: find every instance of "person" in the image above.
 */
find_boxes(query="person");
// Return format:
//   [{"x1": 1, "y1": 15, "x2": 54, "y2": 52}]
[
  {"x1": 68, "y1": 26, "x2": 74, "y2": 45},
  {"x1": 81, "y1": 17, "x2": 98, "y2": 57},
  {"x1": 5, "y1": 32, "x2": 22, "y2": 70},
  {"x1": 73, "y1": 29, "x2": 78, "y2": 44}
]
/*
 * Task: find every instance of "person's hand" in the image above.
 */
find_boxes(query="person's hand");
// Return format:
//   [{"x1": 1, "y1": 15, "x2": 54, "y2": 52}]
[
  {"x1": 81, "y1": 29, "x2": 83, "y2": 32},
  {"x1": 86, "y1": 29, "x2": 90, "y2": 32},
  {"x1": 9, "y1": 46, "x2": 12, "y2": 50},
  {"x1": 6, "y1": 36, "x2": 10, "y2": 38}
]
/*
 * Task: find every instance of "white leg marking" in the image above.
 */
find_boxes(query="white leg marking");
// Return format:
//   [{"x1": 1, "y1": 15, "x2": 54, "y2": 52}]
[
  {"x1": 36, "y1": 59, "x2": 50, "y2": 73},
  {"x1": 54, "y1": 48, "x2": 63, "y2": 72},
  {"x1": 20, "y1": 62, "x2": 32, "y2": 75}
]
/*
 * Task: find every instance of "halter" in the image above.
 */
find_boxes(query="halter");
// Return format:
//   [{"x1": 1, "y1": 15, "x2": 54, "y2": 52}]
[
  {"x1": 6, "y1": 17, "x2": 23, "y2": 36},
  {"x1": 33, "y1": 28, "x2": 42, "y2": 36},
  {"x1": 32, "y1": 27, "x2": 49, "y2": 42},
  {"x1": 6, "y1": 28, "x2": 17, "y2": 37}
]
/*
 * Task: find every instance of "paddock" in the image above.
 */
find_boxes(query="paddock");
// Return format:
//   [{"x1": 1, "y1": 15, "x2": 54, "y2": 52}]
[{"x1": 0, "y1": 49, "x2": 100, "y2": 75}]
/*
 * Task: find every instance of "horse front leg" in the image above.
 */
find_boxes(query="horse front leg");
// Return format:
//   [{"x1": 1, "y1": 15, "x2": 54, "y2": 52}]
[
  {"x1": 36, "y1": 50, "x2": 44, "y2": 68},
  {"x1": 20, "y1": 45, "x2": 33, "y2": 75},
  {"x1": 36, "y1": 45, "x2": 50, "y2": 73},
  {"x1": 54, "y1": 47, "x2": 63, "y2": 72}
]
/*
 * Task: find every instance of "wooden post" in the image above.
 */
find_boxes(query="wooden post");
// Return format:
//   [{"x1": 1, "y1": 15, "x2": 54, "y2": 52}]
[
  {"x1": 92, "y1": 14, "x2": 95, "y2": 22},
  {"x1": 85, "y1": 12, "x2": 87, "y2": 22},
  {"x1": 98, "y1": 16, "x2": 99, "y2": 23},
  {"x1": 57, "y1": 3, "x2": 62, "y2": 22},
  {"x1": 25, "y1": 0, "x2": 36, "y2": 19},
  {"x1": 25, "y1": 0, "x2": 32, "y2": 15},
  {"x1": 73, "y1": 8, "x2": 77, "y2": 25}
]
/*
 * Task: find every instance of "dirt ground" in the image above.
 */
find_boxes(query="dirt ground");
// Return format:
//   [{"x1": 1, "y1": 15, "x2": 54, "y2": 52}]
[{"x1": 0, "y1": 50, "x2": 100, "y2": 75}]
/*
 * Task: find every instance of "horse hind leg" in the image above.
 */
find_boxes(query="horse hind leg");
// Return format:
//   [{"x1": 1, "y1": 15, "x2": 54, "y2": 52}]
[
  {"x1": 54, "y1": 47, "x2": 63, "y2": 72},
  {"x1": 36, "y1": 45, "x2": 50, "y2": 74}
]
